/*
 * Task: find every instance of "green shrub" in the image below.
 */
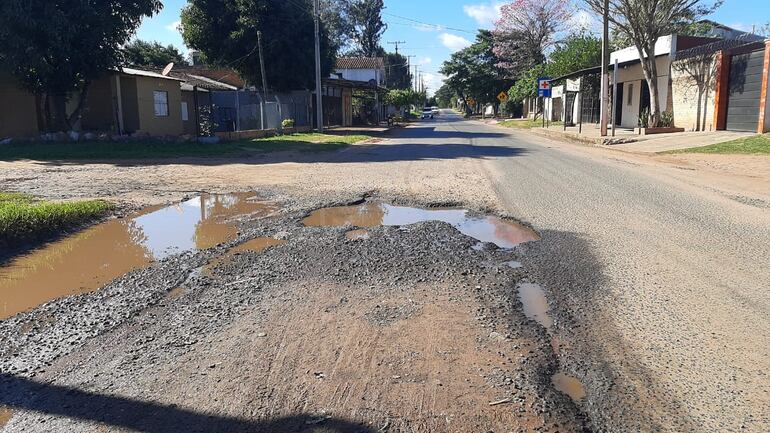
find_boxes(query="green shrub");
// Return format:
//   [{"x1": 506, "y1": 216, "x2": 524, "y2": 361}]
[{"x1": 282, "y1": 118, "x2": 295, "y2": 128}]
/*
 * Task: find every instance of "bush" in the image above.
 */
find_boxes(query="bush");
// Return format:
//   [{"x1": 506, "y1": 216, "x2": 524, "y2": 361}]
[
  {"x1": 659, "y1": 111, "x2": 674, "y2": 128},
  {"x1": 282, "y1": 118, "x2": 295, "y2": 128}
]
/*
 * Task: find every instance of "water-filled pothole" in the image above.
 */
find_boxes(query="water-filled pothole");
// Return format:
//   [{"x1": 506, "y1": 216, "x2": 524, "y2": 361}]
[
  {"x1": 551, "y1": 372, "x2": 587, "y2": 402},
  {"x1": 203, "y1": 237, "x2": 286, "y2": 275},
  {"x1": 303, "y1": 202, "x2": 539, "y2": 248},
  {"x1": 516, "y1": 282, "x2": 586, "y2": 403},
  {"x1": 0, "y1": 193, "x2": 277, "y2": 320},
  {"x1": 0, "y1": 406, "x2": 12, "y2": 428}
]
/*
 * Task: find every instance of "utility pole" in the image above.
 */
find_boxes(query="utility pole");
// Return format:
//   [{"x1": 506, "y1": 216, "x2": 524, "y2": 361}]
[
  {"x1": 257, "y1": 31, "x2": 269, "y2": 98},
  {"x1": 599, "y1": 0, "x2": 610, "y2": 136},
  {"x1": 313, "y1": 0, "x2": 324, "y2": 132},
  {"x1": 387, "y1": 41, "x2": 406, "y2": 55},
  {"x1": 406, "y1": 55, "x2": 416, "y2": 89}
]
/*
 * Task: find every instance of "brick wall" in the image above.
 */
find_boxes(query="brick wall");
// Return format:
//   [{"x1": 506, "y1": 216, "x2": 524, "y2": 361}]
[{"x1": 671, "y1": 53, "x2": 719, "y2": 131}]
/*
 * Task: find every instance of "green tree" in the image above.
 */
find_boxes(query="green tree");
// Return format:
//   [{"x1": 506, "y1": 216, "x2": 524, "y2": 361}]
[
  {"x1": 548, "y1": 35, "x2": 601, "y2": 78},
  {"x1": 320, "y1": 0, "x2": 354, "y2": 54},
  {"x1": 0, "y1": 0, "x2": 162, "y2": 131},
  {"x1": 584, "y1": 0, "x2": 721, "y2": 126},
  {"x1": 348, "y1": 0, "x2": 387, "y2": 57},
  {"x1": 181, "y1": 0, "x2": 336, "y2": 91},
  {"x1": 123, "y1": 40, "x2": 189, "y2": 68},
  {"x1": 384, "y1": 88, "x2": 414, "y2": 111},
  {"x1": 384, "y1": 52, "x2": 412, "y2": 89},
  {"x1": 440, "y1": 30, "x2": 511, "y2": 115},
  {"x1": 435, "y1": 84, "x2": 458, "y2": 108}
]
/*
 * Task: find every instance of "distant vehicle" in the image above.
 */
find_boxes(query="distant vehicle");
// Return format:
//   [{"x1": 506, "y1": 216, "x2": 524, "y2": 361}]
[
  {"x1": 431, "y1": 107, "x2": 439, "y2": 115},
  {"x1": 421, "y1": 108, "x2": 434, "y2": 119}
]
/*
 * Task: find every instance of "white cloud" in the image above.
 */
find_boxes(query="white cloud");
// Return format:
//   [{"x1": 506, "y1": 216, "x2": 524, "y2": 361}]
[
  {"x1": 166, "y1": 20, "x2": 181, "y2": 32},
  {"x1": 463, "y1": 2, "x2": 504, "y2": 28},
  {"x1": 418, "y1": 56, "x2": 433, "y2": 65},
  {"x1": 568, "y1": 9, "x2": 601, "y2": 33},
  {"x1": 420, "y1": 72, "x2": 446, "y2": 96},
  {"x1": 439, "y1": 33, "x2": 472, "y2": 52}
]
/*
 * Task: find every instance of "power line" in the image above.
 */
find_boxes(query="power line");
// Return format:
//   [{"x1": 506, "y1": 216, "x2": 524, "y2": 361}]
[{"x1": 383, "y1": 12, "x2": 475, "y2": 34}]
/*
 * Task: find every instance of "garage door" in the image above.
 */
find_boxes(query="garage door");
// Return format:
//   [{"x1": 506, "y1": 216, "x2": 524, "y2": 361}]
[{"x1": 725, "y1": 50, "x2": 764, "y2": 132}]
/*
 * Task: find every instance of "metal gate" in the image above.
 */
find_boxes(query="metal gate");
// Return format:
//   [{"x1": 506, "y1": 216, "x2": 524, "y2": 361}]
[{"x1": 725, "y1": 50, "x2": 764, "y2": 132}]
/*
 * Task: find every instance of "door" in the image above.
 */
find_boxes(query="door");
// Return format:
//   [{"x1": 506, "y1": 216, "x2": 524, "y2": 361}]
[
  {"x1": 614, "y1": 83, "x2": 624, "y2": 126},
  {"x1": 564, "y1": 93, "x2": 576, "y2": 125},
  {"x1": 725, "y1": 50, "x2": 764, "y2": 132},
  {"x1": 639, "y1": 80, "x2": 650, "y2": 123}
]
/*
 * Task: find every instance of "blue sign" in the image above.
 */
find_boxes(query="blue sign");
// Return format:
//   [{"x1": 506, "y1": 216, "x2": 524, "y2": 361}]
[{"x1": 538, "y1": 78, "x2": 552, "y2": 98}]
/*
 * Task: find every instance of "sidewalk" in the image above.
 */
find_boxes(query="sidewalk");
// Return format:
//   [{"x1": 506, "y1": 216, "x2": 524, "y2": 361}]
[{"x1": 496, "y1": 120, "x2": 753, "y2": 153}]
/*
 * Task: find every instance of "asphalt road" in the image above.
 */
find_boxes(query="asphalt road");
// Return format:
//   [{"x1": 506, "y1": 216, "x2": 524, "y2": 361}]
[{"x1": 414, "y1": 110, "x2": 770, "y2": 432}]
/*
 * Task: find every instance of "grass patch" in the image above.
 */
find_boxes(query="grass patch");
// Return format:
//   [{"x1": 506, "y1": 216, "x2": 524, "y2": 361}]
[
  {"x1": 240, "y1": 133, "x2": 369, "y2": 153},
  {"x1": 662, "y1": 134, "x2": 770, "y2": 155},
  {"x1": 0, "y1": 193, "x2": 112, "y2": 249},
  {"x1": 0, "y1": 133, "x2": 370, "y2": 161},
  {"x1": 498, "y1": 119, "x2": 561, "y2": 129}
]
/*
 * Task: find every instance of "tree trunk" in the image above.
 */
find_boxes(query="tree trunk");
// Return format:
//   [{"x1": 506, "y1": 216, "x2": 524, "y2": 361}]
[
  {"x1": 51, "y1": 92, "x2": 70, "y2": 132},
  {"x1": 66, "y1": 82, "x2": 91, "y2": 131},
  {"x1": 641, "y1": 43, "x2": 661, "y2": 127}
]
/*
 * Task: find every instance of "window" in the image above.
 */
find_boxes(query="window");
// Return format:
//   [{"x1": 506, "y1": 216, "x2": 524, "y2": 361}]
[
  {"x1": 181, "y1": 102, "x2": 189, "y2": 121},
  {"x1": 627, "y1": 84, "x2": 634, "y2": 106},
  {"x1": 153, "y1": 91, "x2": 169, "y2": 117}
]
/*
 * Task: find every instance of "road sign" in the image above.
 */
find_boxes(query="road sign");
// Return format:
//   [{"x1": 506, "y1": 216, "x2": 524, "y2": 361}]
[
  {"x1": 538, "y1": 78, "x2": 552, "y2": 98},
  {"x1": 497, "y1": 91, "x2": 509, "y2": 103}
]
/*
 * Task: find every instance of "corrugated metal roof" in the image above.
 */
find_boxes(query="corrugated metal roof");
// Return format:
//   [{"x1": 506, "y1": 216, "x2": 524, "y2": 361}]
[
  {"x1": 171, "y1": 72, "x2": 238, "y2": 91},
  {"x1": 335, "y1": 57, "x2": 385, "y2": 70},
  {"x1": 120, "y1": 67, "x2": 184, "y2": 81}
]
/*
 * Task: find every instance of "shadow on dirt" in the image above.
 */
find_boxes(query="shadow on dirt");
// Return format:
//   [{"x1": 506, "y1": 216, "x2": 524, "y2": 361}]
[{"x1": 0, "y1": 374, "x2": 376, "y2": 433}]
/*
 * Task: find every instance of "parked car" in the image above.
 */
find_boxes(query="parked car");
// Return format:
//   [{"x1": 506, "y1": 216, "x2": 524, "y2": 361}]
[
  {"x1": 421, "y1": 108, "x2": 434, "y2": 119},
  {"x1": 431, "y1": 106, "x2": 440, "y2": 115}
]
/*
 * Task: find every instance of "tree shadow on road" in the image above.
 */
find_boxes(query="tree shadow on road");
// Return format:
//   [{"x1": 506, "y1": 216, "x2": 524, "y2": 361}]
[{"x1": 0, "y1": 373, "x2": 376, "y2": 433}]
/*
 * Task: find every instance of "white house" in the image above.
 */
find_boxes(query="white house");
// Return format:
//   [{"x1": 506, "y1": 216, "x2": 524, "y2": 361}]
[{"x1": 331, "y1": 57, "x2": 386, "y2": 87}]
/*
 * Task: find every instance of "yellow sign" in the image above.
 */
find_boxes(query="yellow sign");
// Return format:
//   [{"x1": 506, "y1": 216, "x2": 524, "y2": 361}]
[
  {"x1": 466, "y1": 97, "x2": 476, "y2": 106},
  {"x1": 497, "y1": 91, "x2": 509, "y2": 103}
]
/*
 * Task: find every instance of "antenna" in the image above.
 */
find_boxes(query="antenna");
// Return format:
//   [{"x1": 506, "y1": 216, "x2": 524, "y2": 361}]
[
  {"x1": 387, "y1": 41, "x2": 406, "y2": 55},
  {"x1": 161, "y1": 62, "x2": 175, "y2": 76}
]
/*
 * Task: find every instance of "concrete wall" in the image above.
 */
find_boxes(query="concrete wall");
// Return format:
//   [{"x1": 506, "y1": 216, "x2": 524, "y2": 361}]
[
  {"x1": 671, "y1": 53, "x2": 719, "y2": 131},
  {"x1": 133, "y1": 76, "x2": 183, "y2": 136},
  {"x1": 0, "y1": 72, "x2": 39, "y2": 138}
]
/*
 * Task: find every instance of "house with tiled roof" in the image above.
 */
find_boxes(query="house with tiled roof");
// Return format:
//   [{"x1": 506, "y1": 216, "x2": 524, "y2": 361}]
[{"x1": 332, "y1": 57, "x2": 386, "y2": 87}]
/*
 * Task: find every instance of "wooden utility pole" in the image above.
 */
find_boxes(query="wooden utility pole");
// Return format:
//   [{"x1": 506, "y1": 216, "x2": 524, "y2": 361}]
[
  {"x1": 313, "y1": 0, "x2": 324, "y2": 132},
  {"x1": 599, "y1": 0, "x2": 610, "y2": 136}
]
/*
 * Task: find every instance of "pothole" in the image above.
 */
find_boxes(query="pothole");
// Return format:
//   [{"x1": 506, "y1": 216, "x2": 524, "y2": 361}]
[
  {"x1": 303, "y1": 202, "x2": 539, "y2": 248},
  {"x1": 203, "y1": 237, "x2": 287, "y2": 275},
  {"x1": 516, "y1": 282, "x2": 586, "y2": 404},
  {"x1": 0, "y1": 406, "x2": 12, "y2": 429},
  {"x1": 0, "y1": 193, "x2": 277, "y2": 320}
]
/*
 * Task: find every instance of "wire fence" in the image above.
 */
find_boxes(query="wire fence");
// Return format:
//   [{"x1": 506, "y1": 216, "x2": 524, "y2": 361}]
[{"x1": 209, "y1": 90, "x2": 313, "y2": 132}]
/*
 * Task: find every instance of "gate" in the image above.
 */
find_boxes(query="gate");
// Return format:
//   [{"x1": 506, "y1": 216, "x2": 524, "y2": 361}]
[{"x1": 725, "y1": 50, "x2": 764, "y2": 132}]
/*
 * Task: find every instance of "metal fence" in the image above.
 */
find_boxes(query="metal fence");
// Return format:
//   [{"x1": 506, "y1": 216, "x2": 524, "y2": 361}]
[{"x1": 209, "y1": 90, "x2": 312, "y2": 133}]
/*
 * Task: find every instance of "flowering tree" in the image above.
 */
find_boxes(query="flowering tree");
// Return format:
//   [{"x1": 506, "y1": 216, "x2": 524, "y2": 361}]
[{"x1": 492, "y1": 0, "x2": 571, "y2": 78}]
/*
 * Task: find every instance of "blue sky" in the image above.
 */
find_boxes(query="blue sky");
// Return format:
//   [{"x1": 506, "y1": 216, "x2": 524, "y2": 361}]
[{"x1": 136, "y1": 0, "x2": 770, "y2": 94}]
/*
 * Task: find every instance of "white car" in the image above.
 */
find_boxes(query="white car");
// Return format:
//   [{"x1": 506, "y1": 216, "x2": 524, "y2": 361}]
[
  {"x1": 431, "y1": 107, "x2": 440, "y2": 115},
  {"x1": 421, "y1": 108, "x2": 434, "y2": 119}
]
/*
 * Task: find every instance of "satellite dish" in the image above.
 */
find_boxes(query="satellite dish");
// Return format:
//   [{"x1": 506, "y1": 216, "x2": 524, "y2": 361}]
[{"x1": 161, "y1": 62, "x2": 175, "y2": 76}]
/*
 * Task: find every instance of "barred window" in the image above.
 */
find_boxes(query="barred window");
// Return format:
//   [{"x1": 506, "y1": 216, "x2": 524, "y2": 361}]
[{"x1": 153, "y1": 91, "x2": 169, "y2": 117}]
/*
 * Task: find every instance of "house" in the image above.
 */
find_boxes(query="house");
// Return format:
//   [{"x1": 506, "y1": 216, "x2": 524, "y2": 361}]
[
  {"x1": 326, "y1": 57, "x2": 388, "y2": 126},
  {"x1": 1, "y1": 67, "x2": 186, "y2": 139},
  {"x1": 546, "y1": 22, "x2": 770, "y2": 134}
]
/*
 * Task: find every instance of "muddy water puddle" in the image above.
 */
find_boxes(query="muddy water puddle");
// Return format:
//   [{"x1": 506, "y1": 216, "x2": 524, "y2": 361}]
[
  {"x1": 517, "y1": 282, "x2": 587, "y2": 404},
  {"x1": 203, "y1": 237, "x2": 286, "y2": 275},
  {"x1": 0, "y1": 406, "x2": 12, "y2": 428},
  {"x1": 0, "y1": 193, "x2": 277, "y2": 320},
  {"x1": 552, "y1": 372, "x2": 587, "y2": 403},
  {"x1": 304, "y1": 202, "x2": 539, "y2": 248}
]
